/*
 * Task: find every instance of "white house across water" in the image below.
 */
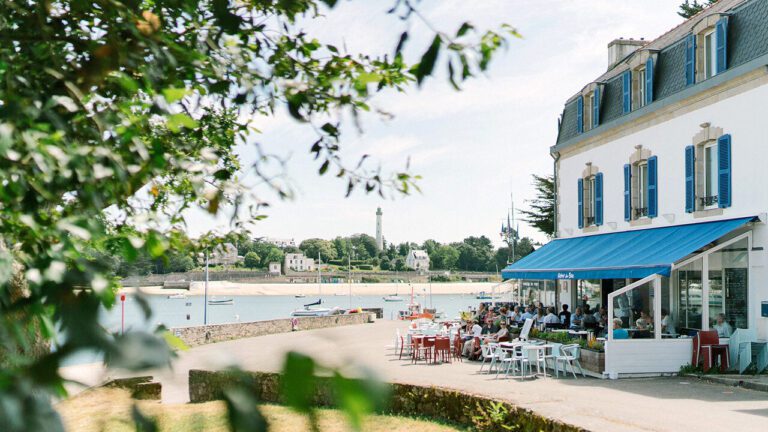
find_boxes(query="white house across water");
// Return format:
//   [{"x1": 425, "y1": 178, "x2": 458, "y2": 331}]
[{"x1": 503, "y1": 0, "x2": 768, "y2": 377}]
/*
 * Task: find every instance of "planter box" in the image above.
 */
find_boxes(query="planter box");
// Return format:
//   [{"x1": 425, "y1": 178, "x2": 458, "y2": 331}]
[{"x1": 580, "y1": 348, "x2": 605, "y2": 374}]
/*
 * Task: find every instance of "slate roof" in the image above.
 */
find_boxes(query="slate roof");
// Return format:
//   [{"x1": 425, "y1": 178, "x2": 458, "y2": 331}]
[{"x1": 555, "y1": 0, "x2": 768, "y2": 148}]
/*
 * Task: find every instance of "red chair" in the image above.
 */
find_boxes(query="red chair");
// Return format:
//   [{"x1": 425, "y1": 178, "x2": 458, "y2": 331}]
[
  {"x1": 692, "y1": 330, "x2": 730, "y2": 372},
  {"x1": 417, "y1": 337, "x2": 436, "y2": 364},
  {"x1": 434, "y1": 337, "x2": 451, "y2": 364}
]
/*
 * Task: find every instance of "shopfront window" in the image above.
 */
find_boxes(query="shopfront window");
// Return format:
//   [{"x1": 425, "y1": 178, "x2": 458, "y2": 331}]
[
  {"x1": 707, "y1": 237, "x2": 749, "y2": 331},
  {"x1": 611, "y1": 280, "x2": 655, "y2": 339},
  {"x1": 578, "y1": 279, "x2": 601, "y2": 311},
  {"x1": 678, "y1": 258, "x2": 703, "y2": 331}
]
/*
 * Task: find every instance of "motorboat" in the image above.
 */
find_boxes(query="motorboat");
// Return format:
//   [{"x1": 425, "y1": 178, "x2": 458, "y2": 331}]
[
  {"x1": 382, "y1": 294, "x2": 404, "y2": 302},
  {"x1": 475, "y1": 291, "x2": 497, "y2": 300},
  {"x1": 167, "y1": 293, "x2": 187, "y2": 299},
  {"x1": 208, "y1": 297, "x2": 234, "y2": 305},
  {"x1": 294, "y1": 293, "x2": 306, "y2": 298},
  {"x1": 291, "y1": 299, "x2": 331, "y2": 317}
]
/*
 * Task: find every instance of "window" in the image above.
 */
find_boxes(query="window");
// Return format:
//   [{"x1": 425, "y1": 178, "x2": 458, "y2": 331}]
[
  {"x1": 704, "y1": 29, "x2": 716, "y2": 79},
  {"x1": 583, "y1": 93, "x2": 593, "y2": 132},
  {"x1": 703, "y1": 142, "x2": 718, "y2": 207},
  {"x1": 584, "y1": 176, "x2": 595, "y2": 226},
  {"x1": 708, "y1": 237, "x2": 748, "y2": 331},
  {"x1": 637, "y1": 162, "x2": 648, "y2": 217},
  {"x1": 633, "y1": 67, "x2": 646, "y2": 110},
  {"x1": 678, "y1": 258, "x2": 703, "y2": 331}
]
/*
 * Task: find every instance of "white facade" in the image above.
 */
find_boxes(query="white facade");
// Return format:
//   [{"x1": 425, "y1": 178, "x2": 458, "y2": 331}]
[
  {"x1": 284, "y1": 253, "x2": 315, "y2": 272},
  {"x1": 268, "y1": 262, "x2": 281, "y2": 275},
  {"x1": 405, "y1": 250, "x2": 430, "y2": 271},
  {"x1": 261, "y1": 237, "x2": 296, "y2": 248}
]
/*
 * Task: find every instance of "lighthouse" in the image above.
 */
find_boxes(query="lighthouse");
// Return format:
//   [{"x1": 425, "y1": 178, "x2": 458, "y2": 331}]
[{"x1": 375, "y1": 207, "x2": 383, "y2": 251}]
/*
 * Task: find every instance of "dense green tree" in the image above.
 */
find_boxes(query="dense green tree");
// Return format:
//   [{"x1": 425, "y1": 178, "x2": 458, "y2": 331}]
[
  {"x1": 244, "y1": 251, "x2": 261, "y2": 269},
  {"x1": 332, "y1": 237, "x2": 350, "y2": 260},
  {"x1": 421, "y1": 239, "x2": 440, "y2": 256},
  {"x1": 430, "y1": 244, "x2": 460, "y2": 270},
  {"x1": 380, "y1": 259, "x2": 392, "y2": 271},
  {"x1": 350, "y1": 234, "x2": 378, "y2": 260},
  {"x1": 393, "y1": 257, "x2": 407, "y2": 272},
  {"x1": 494, "y1": 237, "x2": 534, "y2": 270},
  {"x1": 299, "y1": 238, "x2": 337, "y2": 261},
  {"x1": 678, "y1": 0, "x2": 718, "y2": 18},
  {"x1": 263, "y1": 248, "x2": 285, "y2": 267},
  {"x1": 0, "y1": 1, "x2": 513, "y2": 429},
  {"x1": 518, "y1": 174, "x2": 555, "y2": 238}
]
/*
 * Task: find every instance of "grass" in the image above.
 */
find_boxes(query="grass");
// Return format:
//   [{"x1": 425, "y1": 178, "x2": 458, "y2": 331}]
[{"x1": 57, "y1": 388, "x2": 464, "y2": 432}]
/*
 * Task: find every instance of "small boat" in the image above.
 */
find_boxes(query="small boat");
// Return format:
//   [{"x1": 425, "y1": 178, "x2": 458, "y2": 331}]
[
  {"x1": 383, "y1": 294, "x2": 404, "y2": 302},
  {"x1": 167, "y1": 293, "x2": 187, "y2": 299},
  {"x1": 208, "y1": 297, "x2": 234, "y2": 305},
  {"x1": 334, "y1": 293, "x2": 345, "y2": 296},
  {"x1": 475, "y1": 291, "x2": 496, "y2": 300},
  {"x1": 295, "y1": 293, "x2": 306, "y2": 298},
  {"x1": 291, "y1": 299, "x2": 331, "y2": 317}
]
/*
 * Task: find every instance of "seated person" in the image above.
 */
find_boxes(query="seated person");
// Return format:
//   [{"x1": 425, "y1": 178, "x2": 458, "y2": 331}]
[
  {"x1": 558, "y1": 304, "x2": 571, "y2": 327},
  {"x1": 535, "y1": 309, "x2": 546, "y2": 325},
  {"x1": 594, "y1": 307, "x2": 608, "y2": 328},
  {"x1": 713, "y1": 313, "x2": 733, "y2": 337},
  {"x1": 462, "y1": 320, "x2": 483, "y2": 356},
  {"x1": 632, "y1": 318, "x2": 652, "y2": 339},
  {"x1": 640, "y1": 311, "x2": 653, "y2": 327},
  {"x1": 520, "y1": 306, "x2": 534, "y2": 322},
  {"x1": 612, "y1": 318, "x2": 629, "y2": 340},
  {"x1": 490, "y1": 322, "x2": 509, "y2": 342},
  {"x1": 570, "y1": 307, "x2": 584, "y2": 329},
  {"x1": 660, "y1": 308, "x2": 676, "y2": 335},
  {"x1": 509, "y1": 306, "x2": 521, "y2": 323},
  {"x1": 582, "y1": 312, "x2": 598, "y2": 329},
  {"x1": 543, "y1": 307, "x2": 560, "y2": 324}
]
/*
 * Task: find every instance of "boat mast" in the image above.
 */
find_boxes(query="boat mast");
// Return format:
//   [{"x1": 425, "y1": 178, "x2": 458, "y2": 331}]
[
  {"x1": 317, "y1": 251, "x2": 322, "y2": 297},
  {"x1": 348, "y1": 254, "x2": 352, "y2": 308}
]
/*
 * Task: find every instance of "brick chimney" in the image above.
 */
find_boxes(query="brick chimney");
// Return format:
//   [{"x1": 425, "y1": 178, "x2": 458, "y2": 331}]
[{"x1": 607, "y1": 38, "x2": 646, "y2": 70}]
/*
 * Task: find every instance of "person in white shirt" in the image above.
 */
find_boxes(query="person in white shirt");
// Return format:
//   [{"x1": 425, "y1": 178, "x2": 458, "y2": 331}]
[
  {"x1": 463, "y1": 320, "x2": 483, "y2": 357},
  {"x1": 542, "y1": 307, "x2": 560, "y2": 325},
  {"x1": 713, "y1": 313, "x2": 733, "y2": 337}
]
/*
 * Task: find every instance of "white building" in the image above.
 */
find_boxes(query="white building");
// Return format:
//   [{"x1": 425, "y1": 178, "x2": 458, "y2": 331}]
[
  {"x1": 208, "y1": 243, "x2": 240, "y2": 266},
  {"x1": 268, "y1": 262, "x2": 281, "y2": 275},
  {"x1": 503, "y1": 0, "x2": 768, "y2": 377},
  {"x1": 405, "y1": 250, "x2": 430, "y2": 271},
  {"x1": 284, "y1": 253, "x2": 315, "y2": 272}
]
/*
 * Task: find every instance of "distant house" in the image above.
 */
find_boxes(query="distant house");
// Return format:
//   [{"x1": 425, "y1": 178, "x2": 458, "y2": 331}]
[
  {"x1": 268, "y1": 262, "x2": 281, "y2": 275},
  {"x1": 262, "y1": 237, "x2": 296, "y2": 248},
  {"x1": 284, "y1": 253, "x2": 315, "y2": 272},
  {"x1": 406, "y1": 250, "x2": 430, "y2": 271},
  {"x1": 208, "y1": 243, "x2": 240, "y2": 266}
]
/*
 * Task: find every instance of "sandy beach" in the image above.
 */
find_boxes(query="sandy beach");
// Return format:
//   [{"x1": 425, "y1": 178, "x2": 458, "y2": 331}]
[{"x1": 120, "y1": 281, "x2": 511, "y2": 297}]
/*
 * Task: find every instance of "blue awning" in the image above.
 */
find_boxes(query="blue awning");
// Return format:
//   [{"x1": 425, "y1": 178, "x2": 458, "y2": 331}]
[{"x1": 502, "y1": 217, "x2": 754, "y2": 280}]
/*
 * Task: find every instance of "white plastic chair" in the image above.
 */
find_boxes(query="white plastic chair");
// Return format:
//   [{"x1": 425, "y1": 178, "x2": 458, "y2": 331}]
[
  {"x1": 495, "y1": 345, "x2": 514, "y2": 379},
  {"x1": 555, "y1": 344, "x2": 585, "y2": 378},
  {"x1": 478, "y1": 342, "x2": 499, "y2": 373}
]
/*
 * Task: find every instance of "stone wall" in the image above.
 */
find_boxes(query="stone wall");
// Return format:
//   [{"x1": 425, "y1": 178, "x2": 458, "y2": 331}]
[
  {"x1": 170, "y1": 313, "x2": 375, "y2": 347},
  {"x1": 188, "y1": 370, "x2": 586, "y2": 432}
]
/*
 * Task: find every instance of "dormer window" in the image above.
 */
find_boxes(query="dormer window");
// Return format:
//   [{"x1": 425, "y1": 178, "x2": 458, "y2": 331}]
[
  {"x1": 687, "y1": 14, "x2": 729, "y2": 86},
  {"x1": 623, "y1": 50, "x2": 657, "y2": 114},
  {"x1": 576, "y1": 83, "x2": 602, "y2": 134}
]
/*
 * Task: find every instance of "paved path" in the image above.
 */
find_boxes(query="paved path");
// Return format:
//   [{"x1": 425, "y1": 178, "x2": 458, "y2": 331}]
[{"x1": 61, "y1": 320, "x2": 768, "y2": 432}]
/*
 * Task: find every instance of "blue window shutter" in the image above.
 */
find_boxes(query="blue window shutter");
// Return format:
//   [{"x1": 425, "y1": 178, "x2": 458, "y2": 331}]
[
  {"x1": 623, "y1": 164, "x2": 631, "y2": 221},
  {"x1": 645, "y1": 57, "x2": 654, "y2": 105},
  {"x1": 716, "y1": 18, "x2": 728, "y2": 74},
  {"x1": 595, "y1": 173, "x2": 604, "y2": 226},
  {"x1": 622, "y1": 71, "x2": 631, "y2": 113},
  {"x1": 577, "y1": 178, "x2": 584, "y2": 229},
  {"x1": 576, "y1": 96, "x2": 584, "y2": 134},
  {"x1": 648, "y1": 156, "x2": 658, "y2": 218},
  {"x1": 685, "y1": 34, "x2": 696, "y2": 86},
  {"x1": 593, "y1": 87, "x2": 600, "y2": 127},
  {"x1": 685, "y1": 145, "x2": 695, "y2": 213},
  {"x1": 718, "y1": 134, "x2": 732, "y2": 208}
]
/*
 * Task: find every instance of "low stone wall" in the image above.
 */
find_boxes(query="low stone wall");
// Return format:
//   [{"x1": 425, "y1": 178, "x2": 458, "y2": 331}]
[
  {"x1": 188, "y1": 370, "x2": 586, "y2": 432},
  {"x1": 104, "y1": 376, "x2": 162, "y2": 400},
  {"x1": 170, "y1": 313, "x2": 375, "y2": 347}
]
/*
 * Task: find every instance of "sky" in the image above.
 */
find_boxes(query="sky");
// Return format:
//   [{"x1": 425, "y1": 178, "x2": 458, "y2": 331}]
[{"x1": 185, "y1": 0, "x2": 685, "y2": 247}]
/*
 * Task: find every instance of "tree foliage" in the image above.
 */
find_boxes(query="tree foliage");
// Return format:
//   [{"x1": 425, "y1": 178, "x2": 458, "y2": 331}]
[
  {"x1": 0, "y1": 1, "x2": 516, "y2": 430},
  {"x1": 243, "y1": 251, "x2": 261, "y2": 269},
  {"x1": 299, "y1": 238, "x2": 337, "y2": 261},
  {"x1": 678, "y1": 0, "x2": 719, "y2": 18},
  {"x1": 518, "y1": 174, "x2": 555, "y2": 238}
]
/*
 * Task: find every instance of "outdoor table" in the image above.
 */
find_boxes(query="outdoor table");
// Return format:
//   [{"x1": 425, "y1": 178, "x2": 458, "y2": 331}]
[{"x1": 523, "y1": 344, "x2": 555, "y2": 377}]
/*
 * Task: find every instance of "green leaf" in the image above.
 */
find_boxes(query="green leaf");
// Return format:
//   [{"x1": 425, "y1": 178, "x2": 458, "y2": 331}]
[
  {"x1": 162, "y1": 87, "x2": 190, "y2": 103},
  {"x1": 415, "y1": 35, "x2": 442, "y2": 85},
  {"x1": 163, "y1": 331, "x2": 189, "y2": 351},
  {"x1": 131, "y1": 405, "x2": 158, "y2": 432},
  {"x1": 281, "y1": 352, "x2": 316, "y2": 413},
  {"x1": 457, "y1": 22, "x2": 474, "y2": 37},
  {"x1": 224, "y1": 386, "x2": 268, "y2": 432},
  {"x1": 319, "y1": 160, "x2": 330, "y2": 175},
  {"x1": 166, "y1": 114, "x2": 199, "y2": 132}
]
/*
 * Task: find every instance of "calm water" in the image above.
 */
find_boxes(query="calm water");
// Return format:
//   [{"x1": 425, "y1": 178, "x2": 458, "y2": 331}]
[{"x1": 61, "y1": 292, "x2": 502, "y2": 365}]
